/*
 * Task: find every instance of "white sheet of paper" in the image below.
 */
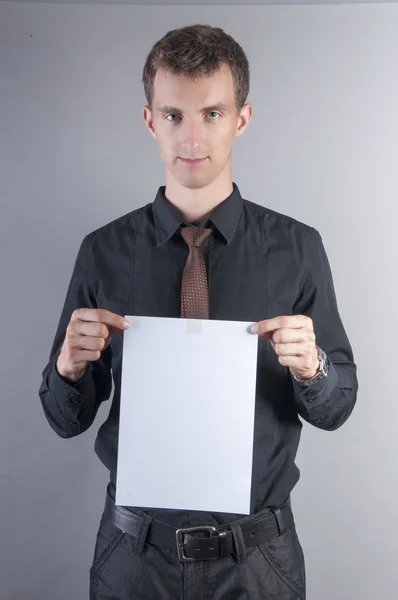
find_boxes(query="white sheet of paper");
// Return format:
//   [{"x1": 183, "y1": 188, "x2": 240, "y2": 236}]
[{"x1": 115, "y1": 316, "x2": 258, "y2": 514}]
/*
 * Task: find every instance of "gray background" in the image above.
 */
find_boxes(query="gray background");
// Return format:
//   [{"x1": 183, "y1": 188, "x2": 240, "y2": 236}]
[{"x1": 1, "y1": 2, "x2": 397, "y2": 599}]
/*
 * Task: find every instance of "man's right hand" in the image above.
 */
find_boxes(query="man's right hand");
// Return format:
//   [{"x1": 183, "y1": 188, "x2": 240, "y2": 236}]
[{"x1": 56, "y1": 309, "x2": 130, "y2": 383}]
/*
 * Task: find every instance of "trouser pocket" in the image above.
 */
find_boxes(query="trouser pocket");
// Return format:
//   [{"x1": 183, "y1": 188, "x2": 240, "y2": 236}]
[
  {"x1": 90, "y1": 514, "x2": 126, "y2": 579},
  {"x1": 256, "y1": 526, "x2": 306, "y2": 598}
]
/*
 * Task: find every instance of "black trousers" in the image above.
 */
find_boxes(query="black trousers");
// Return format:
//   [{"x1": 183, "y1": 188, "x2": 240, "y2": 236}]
[{"x1": 89, "y1": 489, "x2": 306, "y2": 600}]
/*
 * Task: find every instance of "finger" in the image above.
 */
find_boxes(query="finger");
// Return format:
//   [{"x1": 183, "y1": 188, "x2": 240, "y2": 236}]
[
  {"x1": 65, "y1": 343, "x2": 104, "y2": 364},
  {"x1": 69, "y1": 320, "x2": 110, "y2": 340},
  {"x1": 77, "y1": 321, "x2": 125, "y2": 340},
  {"x1": 73, "y1": 308, "x2": 130, "y2": 331},
  {"x1": 271, "y1": 327, "x2": 313, "y2": 344},
  {"x1": 70, "y1": 349, "x2": 103, "y2": 363},
  {"x1": 250, "y1": 315, "x2": 310, "y2": 336},
  {"x1": 104, "y1": 335, "x2": 112, "y2": 350},
  {"x1": 277, "y1": 355, "x2": 302, "y2": 369},
  {"x1": 272, "y1": 342, "x2": 308, "y2": 357},
  {"x1": 75, "y1": 335, "x2": 107, "y2": 352}
]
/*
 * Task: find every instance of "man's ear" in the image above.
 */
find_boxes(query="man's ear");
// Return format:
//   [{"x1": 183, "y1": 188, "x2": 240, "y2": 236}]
[
  {"x1": 142, "y1": 106, "x2": 157, "y2": 139},
  {"x1": 235, "y1": 103, "x2": 252, "y2": 137}
]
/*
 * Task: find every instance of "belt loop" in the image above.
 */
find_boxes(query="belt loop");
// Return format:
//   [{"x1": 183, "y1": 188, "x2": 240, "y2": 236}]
[
  {"x1": 272, "y1": 508, "x2": 286, "y2": 537},
  {"x1": 230, "y1": 523, "x2": 247, "y2": 564},
  {"x1": 130, "y1": 512, "x2": 153, "y2": 556}
]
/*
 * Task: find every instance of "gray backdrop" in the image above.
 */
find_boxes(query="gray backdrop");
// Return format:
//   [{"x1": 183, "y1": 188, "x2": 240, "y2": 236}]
[{"x1": 1, "y1": 2, "x2": 397, "y2": 599}]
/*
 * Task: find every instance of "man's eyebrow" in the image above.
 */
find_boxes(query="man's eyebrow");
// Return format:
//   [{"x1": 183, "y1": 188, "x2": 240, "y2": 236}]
[{"x1": 157, "y1": 102, "x2": 229, "y2": 114}]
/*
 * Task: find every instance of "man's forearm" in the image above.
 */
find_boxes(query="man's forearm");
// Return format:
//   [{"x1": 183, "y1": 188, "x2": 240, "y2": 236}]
[
  {"x1": 291, "y1": 359, "x2": 358, "y2": 430},
  {"x1": 39, "y1": 354, "x2": 99, "y2": 438}
]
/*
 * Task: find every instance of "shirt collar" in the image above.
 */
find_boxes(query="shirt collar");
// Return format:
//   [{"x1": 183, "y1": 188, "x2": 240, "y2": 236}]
[{"x1": 153, "y1": 182, "x2": 243, "y2": 247}]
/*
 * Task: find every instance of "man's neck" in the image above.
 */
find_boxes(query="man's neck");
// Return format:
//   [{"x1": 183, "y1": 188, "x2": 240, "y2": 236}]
[{"x1": 164, "y1": 175, "x2": 233, "y2": 225}]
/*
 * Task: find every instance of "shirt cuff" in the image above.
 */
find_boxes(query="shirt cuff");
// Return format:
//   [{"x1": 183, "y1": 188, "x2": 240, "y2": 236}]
[
  {"x1": 292, "y1": 358, "x2": 338, "y2": 406},
  {"x1": 48, "y1": 358, "x2": 93, "y2": 407}
]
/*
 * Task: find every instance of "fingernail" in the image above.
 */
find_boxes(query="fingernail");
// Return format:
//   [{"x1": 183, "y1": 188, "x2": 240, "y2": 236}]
[
  {"x1": 250, "y1": 324, "x2": 259, "y2": 334},
  {"x1": 122, "y1": 319, "x2": 130, "y2": 329}
]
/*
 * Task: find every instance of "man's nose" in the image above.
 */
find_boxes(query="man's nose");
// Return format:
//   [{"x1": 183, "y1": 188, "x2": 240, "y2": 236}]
[{"x1": 180, "y1": 122, "x2": 206, "y2": 152}]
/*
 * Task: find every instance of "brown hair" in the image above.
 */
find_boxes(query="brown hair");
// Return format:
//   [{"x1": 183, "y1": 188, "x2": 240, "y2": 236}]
[{"x1": 141, "y1": 24, "x2": 250, "y2": 115}]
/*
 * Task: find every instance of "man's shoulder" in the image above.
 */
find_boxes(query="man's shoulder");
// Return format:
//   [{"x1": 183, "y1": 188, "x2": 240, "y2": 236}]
[
  {"x1": 83, "y1": 203, "x2": 152, "y2": 244},
  {"x1": 243, "y1": 198, "x2": 316, "y2": 236}
]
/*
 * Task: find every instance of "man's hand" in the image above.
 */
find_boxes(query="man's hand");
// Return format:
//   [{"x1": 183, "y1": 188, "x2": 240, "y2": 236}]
[
  {"x1": 250, "y1": 315, "x2": 319, "y2": 380},
  {"x1": 56, "y1": 309, "x2": 130, "y2": 383}
]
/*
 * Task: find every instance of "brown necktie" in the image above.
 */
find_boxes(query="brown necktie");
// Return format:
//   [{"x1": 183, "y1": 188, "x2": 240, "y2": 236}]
[{"x1": 180, "y1": 226, "x2": 213, "y2": 319}]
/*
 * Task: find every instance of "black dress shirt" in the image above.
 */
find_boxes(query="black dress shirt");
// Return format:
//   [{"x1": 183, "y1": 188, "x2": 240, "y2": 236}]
[{"x1": 38, "y1": 182, "x2": 358, "y2": 527}]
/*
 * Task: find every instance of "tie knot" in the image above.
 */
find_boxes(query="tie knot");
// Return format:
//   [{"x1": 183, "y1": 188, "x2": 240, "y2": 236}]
[{"x1": 181, "y1": 226, "x2": 213, "y2": 248}]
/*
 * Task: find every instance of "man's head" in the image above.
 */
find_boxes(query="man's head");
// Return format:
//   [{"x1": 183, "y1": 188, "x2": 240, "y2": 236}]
[{"x1": 142, "y1": 24, "x2": 252, "y2": 191}]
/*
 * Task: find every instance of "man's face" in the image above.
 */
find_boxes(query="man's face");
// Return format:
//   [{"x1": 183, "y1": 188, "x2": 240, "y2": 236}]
[{"x1": 143, "y1": 63, "x2": 251, "y2": 190}]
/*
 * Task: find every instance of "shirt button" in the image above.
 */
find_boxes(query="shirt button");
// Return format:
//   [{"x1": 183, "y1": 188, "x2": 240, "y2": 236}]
[
  {"x1": 68, "y1": 420, "x2": 78, "y2": 426},
  {"x1": 306, "y1": 389, "x2": 316, "y2": 401},
  {"x1": 69, "y1": 393, "x2": 80, "y2": 404}
]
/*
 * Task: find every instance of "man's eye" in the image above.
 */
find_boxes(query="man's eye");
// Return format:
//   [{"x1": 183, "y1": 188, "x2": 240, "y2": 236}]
[{"x1": 165, "y1": 112, "x2": 221, "y2": 122}]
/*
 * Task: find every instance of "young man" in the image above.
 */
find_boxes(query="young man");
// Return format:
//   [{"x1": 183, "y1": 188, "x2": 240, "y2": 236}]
[{"x1": 39, "y1": 24, "x2": 358, "y2": 600}]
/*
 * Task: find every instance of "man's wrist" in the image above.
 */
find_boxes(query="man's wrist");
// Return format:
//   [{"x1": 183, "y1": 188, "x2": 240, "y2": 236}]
[
  {"x1": 291, "y1": 347, "x2": 329, "y2": 385},
  {"x1": 56, "y1": 356, "x2": 87, "y2": 384},
  {"x1": 300, "y1": 353, "x2": 322, "y2": 380}
]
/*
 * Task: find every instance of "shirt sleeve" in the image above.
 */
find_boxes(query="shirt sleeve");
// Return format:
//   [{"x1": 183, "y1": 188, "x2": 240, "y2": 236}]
[
  {"x1": 38, "y1": 233, "x2": 113, "y2": 438},
  {"x1": 290, "y1": 227, "x2": 358, "y2": 430}
]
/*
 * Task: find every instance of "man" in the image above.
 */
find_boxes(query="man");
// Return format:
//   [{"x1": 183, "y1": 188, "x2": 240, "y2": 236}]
[{"x1": 39, "y1": 23, "x2": 358, "y2": 600}]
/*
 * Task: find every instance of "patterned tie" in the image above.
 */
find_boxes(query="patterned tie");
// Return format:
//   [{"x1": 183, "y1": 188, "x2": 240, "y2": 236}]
[{"x1": 180, "y1": 226, "x2": 213, "y2": 319}]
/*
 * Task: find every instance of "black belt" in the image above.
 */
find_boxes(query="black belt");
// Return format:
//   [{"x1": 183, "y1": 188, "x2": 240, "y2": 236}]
[{"x1": 104, "y1": 484, "x2": 294, "y2": 563}]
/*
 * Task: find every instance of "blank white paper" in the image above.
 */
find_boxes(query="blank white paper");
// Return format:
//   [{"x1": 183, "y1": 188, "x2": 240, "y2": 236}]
[{"x1": 115, "y1": 316, "x2": 258, "y2": 514}]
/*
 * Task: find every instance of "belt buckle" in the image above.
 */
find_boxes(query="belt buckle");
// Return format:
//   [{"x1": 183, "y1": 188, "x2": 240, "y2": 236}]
[{"x1": 176, "y1": 525, "x2": 218, "y2": 563}]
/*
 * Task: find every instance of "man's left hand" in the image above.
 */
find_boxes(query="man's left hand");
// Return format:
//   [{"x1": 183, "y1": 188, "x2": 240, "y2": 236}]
[{"x1": 250, "y1": 315, "x2": 319, "y2": 380}]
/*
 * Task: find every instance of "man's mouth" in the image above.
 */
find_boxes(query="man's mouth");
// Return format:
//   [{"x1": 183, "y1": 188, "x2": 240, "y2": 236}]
[{"x1": 178, "y1": 157, "x2": 208, "y2": 165}]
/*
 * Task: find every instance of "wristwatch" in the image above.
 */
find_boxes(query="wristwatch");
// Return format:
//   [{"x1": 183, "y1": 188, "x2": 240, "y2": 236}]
[{"x1": 291, "y1": 346, "x2": 329, "y2": 386}]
